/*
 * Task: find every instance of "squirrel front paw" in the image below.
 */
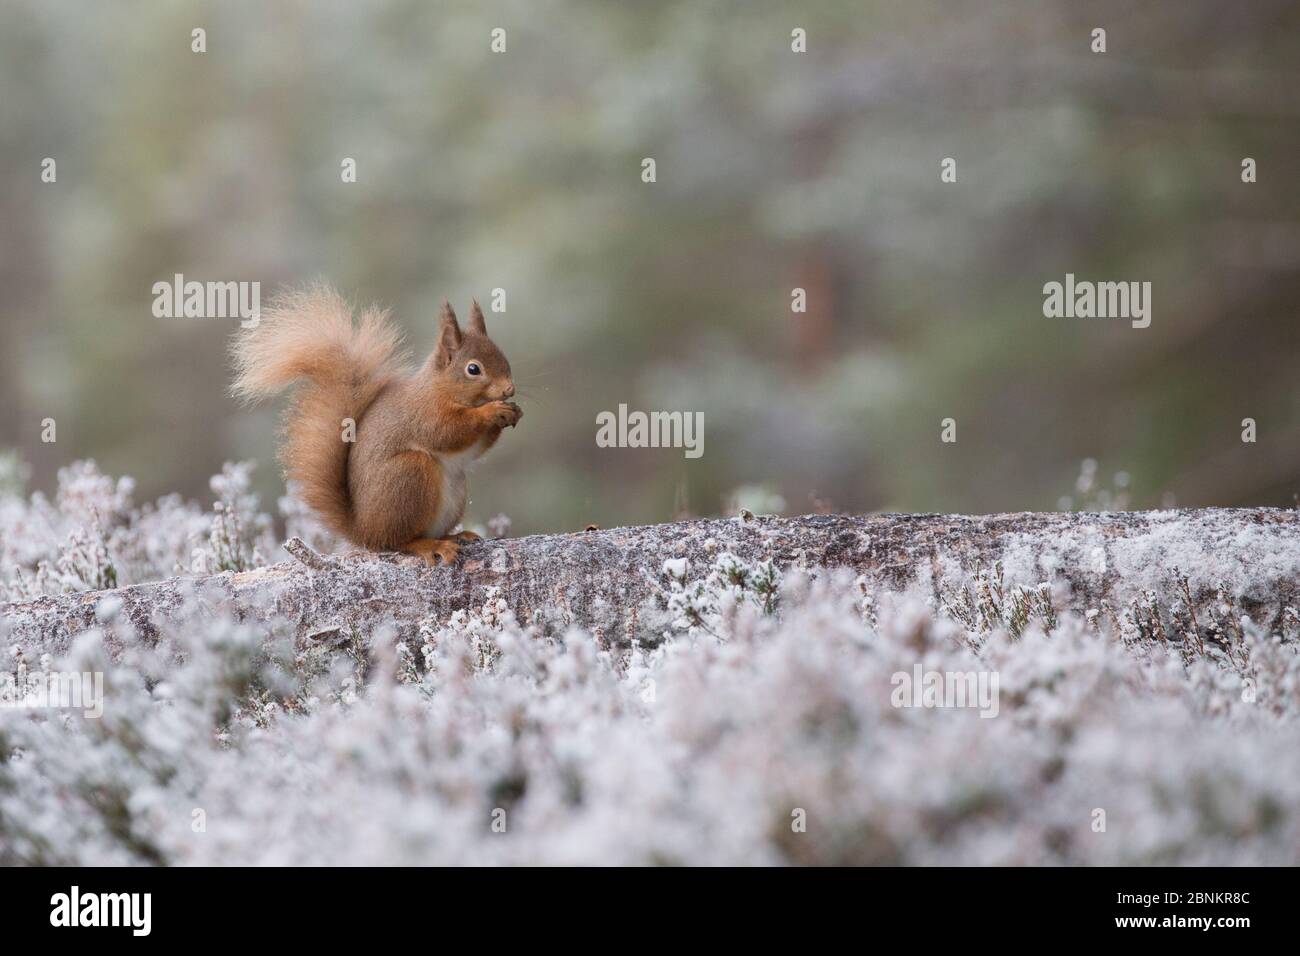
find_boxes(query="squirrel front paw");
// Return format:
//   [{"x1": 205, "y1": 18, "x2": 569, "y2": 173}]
[{"x1": 485, "y1": 400, "x2": 523, "y2": 429}]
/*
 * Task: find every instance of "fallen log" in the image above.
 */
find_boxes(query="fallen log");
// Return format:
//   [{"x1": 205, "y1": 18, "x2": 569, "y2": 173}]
[{"x1": 2, "y1": 509, "x2": 1297, "y2": 656}]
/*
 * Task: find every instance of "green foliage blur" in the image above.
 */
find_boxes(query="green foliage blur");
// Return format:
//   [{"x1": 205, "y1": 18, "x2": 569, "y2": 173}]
[{"x1": 2, "y1": 0, "x2": 1297, "y2": 535}]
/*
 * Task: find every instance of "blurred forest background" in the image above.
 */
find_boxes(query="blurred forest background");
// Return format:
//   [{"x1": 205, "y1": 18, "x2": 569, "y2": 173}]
[{"x1": 1, "y1": 0, "x2": 1297, "y2": 537}]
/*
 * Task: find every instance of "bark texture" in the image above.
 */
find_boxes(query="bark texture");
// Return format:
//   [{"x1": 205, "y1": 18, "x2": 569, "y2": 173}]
[{"x1": 2, "y1": 509, "x2": 1297, "y2": 656}]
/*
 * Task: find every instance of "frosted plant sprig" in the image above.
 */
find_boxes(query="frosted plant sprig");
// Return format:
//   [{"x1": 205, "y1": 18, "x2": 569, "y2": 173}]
[
  {"x1": 938, "y1": 562, "x2": 1057, "y2": 640},
  {"x1": 53, "y1": 509, "x2": 117, "y2": 592},
  {"x1": 0, "y1": 457, "x2": 291, "y2": 600},
  {"x1": 658, "y1": 551, "x2": 785, "y2": 640}
]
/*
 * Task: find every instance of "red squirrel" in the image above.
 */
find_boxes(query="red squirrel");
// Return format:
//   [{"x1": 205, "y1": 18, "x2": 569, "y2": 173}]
[{"x1": 230, "y1": 286, "x2": 522, "y2": 565}]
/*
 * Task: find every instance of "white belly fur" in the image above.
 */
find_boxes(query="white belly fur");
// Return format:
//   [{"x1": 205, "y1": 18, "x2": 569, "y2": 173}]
[{"x1": 426, "y1": 439, "x2": 485, "y2": 537}]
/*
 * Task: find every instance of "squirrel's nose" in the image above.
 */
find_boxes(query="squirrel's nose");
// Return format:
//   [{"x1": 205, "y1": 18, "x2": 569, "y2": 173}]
[{"x1": 501, "y1": 382, "x2": 515, "y2": 399}]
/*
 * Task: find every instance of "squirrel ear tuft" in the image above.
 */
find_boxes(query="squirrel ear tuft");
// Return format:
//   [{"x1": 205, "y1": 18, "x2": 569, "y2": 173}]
[
  {"x1": 468, "y1": 298, "x2": 487, "y2": 335},
  {"x1": 436, "y1": 299, "x2": 462, "y2": 366},
  {"x1": 438, "y1": 298, "x2": 460, "y2": 330}
]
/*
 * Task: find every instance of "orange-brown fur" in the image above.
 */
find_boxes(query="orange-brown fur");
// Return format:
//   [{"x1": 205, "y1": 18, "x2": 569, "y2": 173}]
[{"x1": 230, "y1": 286, "x2": 520, "y2": 564}]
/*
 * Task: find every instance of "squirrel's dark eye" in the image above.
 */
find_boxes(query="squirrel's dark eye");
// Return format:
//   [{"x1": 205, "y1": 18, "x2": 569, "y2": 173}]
[{"x1": 465, "y1": 362, "x2": 482, "y2": 376}]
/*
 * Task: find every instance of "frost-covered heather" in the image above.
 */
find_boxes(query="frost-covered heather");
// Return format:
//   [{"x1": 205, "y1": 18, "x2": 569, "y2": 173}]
[
  {"x1": 2, "y1": 548, "x2": 1298, "y2": 865},
  {"x1": 0, "y1": 457, "x2": 332, "y2": 602}
]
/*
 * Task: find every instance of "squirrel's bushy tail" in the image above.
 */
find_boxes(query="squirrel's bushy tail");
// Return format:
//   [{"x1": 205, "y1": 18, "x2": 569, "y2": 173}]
[{"x1": 231, "y1": 285, "x2": 407, "y2": 540}]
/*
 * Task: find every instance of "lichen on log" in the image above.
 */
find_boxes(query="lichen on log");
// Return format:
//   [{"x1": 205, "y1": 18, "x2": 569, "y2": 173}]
[{"x1": 2, "y1": 508, "x2": 1297, "y2": 656}]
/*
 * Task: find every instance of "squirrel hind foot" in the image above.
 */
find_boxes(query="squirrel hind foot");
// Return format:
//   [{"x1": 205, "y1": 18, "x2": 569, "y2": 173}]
[{"x1": 399, "y1": 537, "x2": 462, "y2": 566}]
